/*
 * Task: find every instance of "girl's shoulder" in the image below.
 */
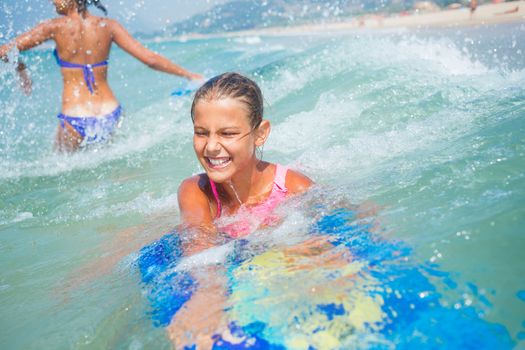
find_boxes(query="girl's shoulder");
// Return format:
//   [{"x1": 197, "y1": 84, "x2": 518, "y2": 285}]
[
  {"x1": 178, "y1": 173, "x2": 211, "y2": 200},
  {"x1": 177, "y1": 174, "x2": 216, "y2": 226},
  {"x1": 269, "y1": 163, "x2": 313, "y2": 195},
  {"x1": 284, "y1": 168, "x2": 313, "y2": 194}
]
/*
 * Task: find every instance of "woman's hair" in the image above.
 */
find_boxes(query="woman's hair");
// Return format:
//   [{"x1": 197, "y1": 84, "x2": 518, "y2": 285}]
[
  {"x1": 76, "y1": 0, "x2": 107, "y2": 15},
  {"x1": 191, "y1": 72, "x2": 264, "y2": 129}
]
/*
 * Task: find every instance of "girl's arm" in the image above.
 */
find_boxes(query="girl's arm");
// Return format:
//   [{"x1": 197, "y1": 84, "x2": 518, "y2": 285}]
[
  {"x1": 166, "y1": 266, "x2": 229, "y2": 349},
  {"x1": 285, "y1": 168, "x2": 314, "y2": 194},
  {"x1": 171, "y1": 176, "x2": 231, "y2": 348},
  {"x1": 177, "y1": 175, "x2": 221, "y2": 255},
  {"x1": 109, "y1": 20, "x2": 203, "y2": 80}
]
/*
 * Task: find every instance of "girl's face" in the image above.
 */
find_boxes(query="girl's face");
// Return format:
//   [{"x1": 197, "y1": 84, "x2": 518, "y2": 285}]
[
  {"x1": 52, "y1": 0, "x2": 75, "y2": 15},
  {"x1": 193, "y1": 98, "x2": 265, "y2": 184}
]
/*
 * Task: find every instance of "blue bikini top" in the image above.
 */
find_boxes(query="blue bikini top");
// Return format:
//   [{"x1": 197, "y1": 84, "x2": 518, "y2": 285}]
[{"x1": 53, "y1": 49, "x2": 108, "y2": 94}]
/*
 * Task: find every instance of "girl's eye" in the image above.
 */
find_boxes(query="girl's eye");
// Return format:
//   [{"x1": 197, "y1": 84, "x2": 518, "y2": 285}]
[
  {"x1": 194, "y1": 130, "x2": 207, "y2": 136},
  {"x1": 222, "y1": 132, "x2": 239, "y2": 137}
]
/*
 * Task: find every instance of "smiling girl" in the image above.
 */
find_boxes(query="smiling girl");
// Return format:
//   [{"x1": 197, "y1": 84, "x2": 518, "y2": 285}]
[
  {"x1": 177, "y1": 72, "x2": 312, "y2": 253},
  {"x1": 164, "y1": 72, "x2": 313, "y2": 348}
]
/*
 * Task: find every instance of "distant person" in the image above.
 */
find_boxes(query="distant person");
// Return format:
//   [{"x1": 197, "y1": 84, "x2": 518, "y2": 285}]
[
  {"x1": 470, "y1": 0, "x2": 478, "y2": 16},
  {"x1": 495, "y1": 5, "x2": 519, "y2": 15},
  {"x1": 0, "y1": 0, "x2": 203, "y2": 151}
]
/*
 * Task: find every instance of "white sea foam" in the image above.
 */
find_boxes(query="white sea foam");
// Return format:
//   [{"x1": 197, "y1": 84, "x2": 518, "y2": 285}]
[
  {"x1": 172, "y1": 242, "x2": 234, "y2": 272},
  {"x1": 233, "y1": 36, "x2": 262, "y2": 45},
  {"x1": 0, "y1": 211, "x2": 33, "y2": 226},
  {"x1": 0, "y1": 98, "x2": 193, "y2": 180},
  {"x1": 0, "y1": 25, "x2": 523, "y2": 349}
]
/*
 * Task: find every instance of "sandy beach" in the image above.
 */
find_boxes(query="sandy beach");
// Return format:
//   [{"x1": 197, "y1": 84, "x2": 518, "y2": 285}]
[
  {"x1": 356, "y1": 0, "x2": 524, "y2": 29},
  {"x1": 174, "y1": 0, "x2": 524, "y2": 40}
]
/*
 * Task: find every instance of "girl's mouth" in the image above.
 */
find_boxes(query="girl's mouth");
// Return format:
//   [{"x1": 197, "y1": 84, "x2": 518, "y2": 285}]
[{"x1": 206, "y1": 157, "x2": 232, "y2": 169}]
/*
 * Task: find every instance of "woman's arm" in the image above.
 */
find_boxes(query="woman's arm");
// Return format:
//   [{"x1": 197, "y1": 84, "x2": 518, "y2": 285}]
[
  {"x1": 0, "y1": 20, "x2": 55, "y2": 94},
  {"x1": 109, "y1": 20, "x2": 202, "y2": 80},
  {"x1": 0, "y1": 20, "x2": 56, "y2": 61},
  {"x1": 15, "y1": 61, "x2": 32, "y2": 95}
]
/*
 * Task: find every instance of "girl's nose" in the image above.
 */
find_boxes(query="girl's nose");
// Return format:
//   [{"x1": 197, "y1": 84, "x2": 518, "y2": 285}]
[{"x1": 205, "y1": 134, "x2": 222, "y2": 153}]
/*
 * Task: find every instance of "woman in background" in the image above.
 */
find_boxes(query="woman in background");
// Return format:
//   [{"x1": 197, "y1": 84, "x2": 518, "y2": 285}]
[{"x1": 0, "y1": 0, "x2": 203, "y2": 151}]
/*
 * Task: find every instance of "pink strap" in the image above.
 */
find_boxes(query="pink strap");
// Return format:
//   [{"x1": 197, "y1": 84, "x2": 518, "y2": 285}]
[
  {"x1": 273, "y1": 164, "x2": 289, "y2": 192},
  {"x1": 209, "y1": 179, "x2": 222, "y2": 219},
  {"x1": 209, "y1": 164, "x2": 288, "y2": 220}
]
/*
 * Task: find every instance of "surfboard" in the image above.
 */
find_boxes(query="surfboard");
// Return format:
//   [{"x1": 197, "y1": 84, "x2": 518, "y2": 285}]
[
  {"x1": 171, "y1": 78, "x2": 206, "y2": 97},
  {"x1": 137, "y1": 208, "x2": 514, "y2": 349}
]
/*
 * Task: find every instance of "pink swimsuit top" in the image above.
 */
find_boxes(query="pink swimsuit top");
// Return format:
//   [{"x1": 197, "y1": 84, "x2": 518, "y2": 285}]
[{"x1": 209, "y1": 164, "x2": 289, "y2": 238}]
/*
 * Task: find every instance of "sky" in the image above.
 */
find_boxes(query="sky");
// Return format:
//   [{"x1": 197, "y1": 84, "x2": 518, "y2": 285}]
[{"x1": 0, "y1": 0, "x2": 229, "y2": 38}]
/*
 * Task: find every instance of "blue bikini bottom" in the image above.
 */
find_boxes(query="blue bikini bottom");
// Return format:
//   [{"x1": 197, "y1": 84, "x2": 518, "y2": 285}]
[{"x1": 57, "y1": 105, "x2": 123, "y2": 145}]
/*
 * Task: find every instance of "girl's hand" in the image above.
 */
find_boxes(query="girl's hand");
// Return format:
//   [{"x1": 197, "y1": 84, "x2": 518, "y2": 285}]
[
  {"x1": 283, "y1": 236, "x2": 350, "y2": 271},
  {"x1": 283, "y1": 236, "x2": 333, "y2": 256}
]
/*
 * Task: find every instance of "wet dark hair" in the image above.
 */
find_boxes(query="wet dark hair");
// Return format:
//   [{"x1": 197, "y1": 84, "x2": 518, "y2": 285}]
[
  {"x1": 191, "y1": 72, "x2": 264, "y2": 129},
  {"x1": 76, "y1": 0, "x2": 107, "y2": 15}
]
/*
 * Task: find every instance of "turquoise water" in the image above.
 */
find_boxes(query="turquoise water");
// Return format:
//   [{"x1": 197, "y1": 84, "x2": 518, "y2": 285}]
[{"x1": 1, "y1": 22, "x2": 524, "y2": 348}]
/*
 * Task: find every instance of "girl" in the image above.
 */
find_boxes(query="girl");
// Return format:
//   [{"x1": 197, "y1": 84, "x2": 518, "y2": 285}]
[
  {"x1": 162, "y1": 72, "x2": 313, "y2": 348},
  {"x1": 177, "y1": 72, "x2": 313, "y2": 254},
  {"x1": 0, "y1": 0, "x2": 202, "y2": 151}
]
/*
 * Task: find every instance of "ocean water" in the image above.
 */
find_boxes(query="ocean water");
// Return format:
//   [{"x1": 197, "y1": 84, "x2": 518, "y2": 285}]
[{"x1": 1, "y1": 22, "x2": 524, "y2": 349}]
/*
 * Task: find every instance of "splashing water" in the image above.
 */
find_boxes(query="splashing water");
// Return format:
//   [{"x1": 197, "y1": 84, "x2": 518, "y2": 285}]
[{"x1": 1, "y1": 21, "x2": 524, "y2": 349}]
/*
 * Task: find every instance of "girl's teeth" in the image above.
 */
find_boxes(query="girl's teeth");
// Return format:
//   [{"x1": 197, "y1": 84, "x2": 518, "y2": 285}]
[{"x1": 209, "y1": 158, "x2": 229, "y2": 166}]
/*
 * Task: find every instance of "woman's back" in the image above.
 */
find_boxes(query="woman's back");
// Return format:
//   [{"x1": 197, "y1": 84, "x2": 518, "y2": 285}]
[
  {"x1": 52, "y1": 14, "x2": 117, "y2": 116},
  {"x1": 0, "y1": 0, "x2": 202, "y2": 151}
]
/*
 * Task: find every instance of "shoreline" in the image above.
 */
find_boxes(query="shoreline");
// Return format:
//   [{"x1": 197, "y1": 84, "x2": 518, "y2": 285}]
[{"x1": 159, "y1": 1, "x2": 524, "y2": 42}]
